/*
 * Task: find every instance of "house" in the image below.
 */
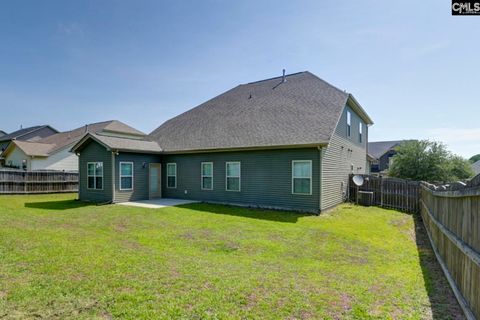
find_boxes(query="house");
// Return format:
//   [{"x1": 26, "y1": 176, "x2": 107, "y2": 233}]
[
  {"x1": 1, "y1": 121, "x2": 145, "y2": 171},
  {"x1": 0, "y1": 125, "x2": 58, "y2": 154},
  {"x1": 473, "y1": 160, "x2": 480, "y2": 176},
  {"x1": 72, "y1": 71, "x2": 374, "y2": 213},
  {"x1": 0, "y1": 130, "x2": 6, "y2": 138},
  {"x1": 368, "y1": 140, "x2": 407, "y2": 173}
]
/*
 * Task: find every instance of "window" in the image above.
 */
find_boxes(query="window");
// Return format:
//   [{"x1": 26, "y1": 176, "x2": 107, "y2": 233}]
[
  {"x1": 201, "y1": 162, "x2": 213, "y2": 190},
  {"x1": 292, "y1": 160, "x2": 312, "y2": 195},
  {"x1": 167, "y1": 163, "x2": 177, "y2": 188},
  {"x1": 359, "y1": 122, "x2": 363, "y2": 143},
  {"x1": 87, "y1": 162, "x2": 103, "y2": 190},
  {"x1": 119, "y1": 162, "x2": 133, "y2": 190},
  {"x1": 226, "y1": 162, "x2": 240, "y2": 191},
  {"x1": 347, "y1": 111, "x2": 351, "y2": 137}
]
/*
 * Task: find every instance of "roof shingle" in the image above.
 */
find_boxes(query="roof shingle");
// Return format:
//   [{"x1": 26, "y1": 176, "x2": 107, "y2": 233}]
[{"x1": 149, "y1": 71, "x2": 370, "y2": 152}]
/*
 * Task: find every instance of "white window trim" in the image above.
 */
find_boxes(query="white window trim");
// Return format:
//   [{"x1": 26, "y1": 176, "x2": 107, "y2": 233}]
[
  {"x1": 347, "y1": 111, "x2": 352, "y2": 137},
  {"x1": 166, "y1": 163, "x2": 177, "y2": 189},
  {"x1": 119, "y1": 161, "x2": 134, "y2": 191},
  {"x1": 359, "y1": 122, "x2": 363, "y2": 143},
  {"x1": 225, "y1": 161, "x2": 241, "y2": 192},
  {"x1": 87, "y1": 162, "x2": 104, "y2": 191},
  {"x1": 291, "y1": 160, "x2": 312, "y2": 195},
  {"x1": 201, "y1": 162, "x2": 213, "y2": 190}
]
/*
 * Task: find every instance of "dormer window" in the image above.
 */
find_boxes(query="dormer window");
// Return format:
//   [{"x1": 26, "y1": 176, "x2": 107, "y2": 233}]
[{"x1": 347, "y1": 111, "x2": 351, "y2": 137}]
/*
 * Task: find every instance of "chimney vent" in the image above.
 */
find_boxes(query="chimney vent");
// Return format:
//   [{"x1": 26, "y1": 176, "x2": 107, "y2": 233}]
[
  {"x1": 282, "y1": 69, "x2": 286, "y2": 83},
  {"x1": 84, "y1": 124, "x2": 88, "y2": 133}
]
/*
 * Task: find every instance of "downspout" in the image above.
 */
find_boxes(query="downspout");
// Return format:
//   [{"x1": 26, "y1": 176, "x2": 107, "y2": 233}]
[{"x1": 112, "y1": 151, "x2": 116, "y2": 203}]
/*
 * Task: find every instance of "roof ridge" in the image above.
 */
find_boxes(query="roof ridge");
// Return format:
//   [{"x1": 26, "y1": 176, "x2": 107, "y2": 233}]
[
  {"x1": 303, "y1": 71, "x2": 349, "y2": 96},
  {"x1": 15, "y1": 140, "x2": 54, "y2": 146},
  {"x1": 244, "y1": 71, "x2": 307, "y2": 85}
]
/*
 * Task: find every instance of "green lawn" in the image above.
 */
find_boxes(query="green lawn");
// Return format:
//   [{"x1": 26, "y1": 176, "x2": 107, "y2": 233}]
[{"x1": 0, "y1": 194, "x2": 462, "y2": 319}]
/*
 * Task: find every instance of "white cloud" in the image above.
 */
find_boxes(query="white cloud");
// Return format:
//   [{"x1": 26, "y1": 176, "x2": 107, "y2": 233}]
[{"x1": 425, "y1": 128, "x2": 480, "y2": 158}]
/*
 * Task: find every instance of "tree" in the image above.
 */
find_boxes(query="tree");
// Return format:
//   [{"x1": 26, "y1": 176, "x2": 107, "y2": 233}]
[
  {"x1": 388, "y1": 140, "x2": 474, "y2": 182},
  {"x1": 449, "y1": 155, "x2": 475, "y2": 180},
  {"x1": 469, "y1": 154, "x2": 480, "y2": 163}
]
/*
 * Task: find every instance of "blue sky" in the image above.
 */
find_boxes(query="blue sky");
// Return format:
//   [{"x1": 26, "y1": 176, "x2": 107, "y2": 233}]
[{"x1": 0, "y1": 1, "x2": 478, "y2": 158}]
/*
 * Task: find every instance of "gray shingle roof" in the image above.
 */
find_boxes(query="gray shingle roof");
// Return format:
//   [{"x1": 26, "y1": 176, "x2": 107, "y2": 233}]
[
  {"x1": 149, "y1": 71, "x2": 372, "y2": 152},
  {"x1": 0, "y1": 125, "x2": 57, "y2": 142},
  {"x1": 71, "y1": 133, "x2": 162, "y2": 153},
  {"x1": 37, "y1": 120, "x2": 120, "y2": 153},
  {"x1": 368, "y1": 141, "x2": 404, "y2": 159},
  {"x1": 473, "y1": 160, "x2": 480, "y2": 175},
  {"x1": 5, "y1": 120, "x2": 147, "y2": 157},
  {"x1": 91, "y1": 133, "x2": 162, "y2": 153}
]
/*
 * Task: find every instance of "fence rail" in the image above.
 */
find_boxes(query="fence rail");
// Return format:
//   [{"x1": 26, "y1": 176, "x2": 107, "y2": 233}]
[
  {"x1": 348, "y1": 174, "x2": 421, "y2": 213},
  {"x1": 421, "y1": 178, "x2": 480, "y2": 320},
  {"x1": 0, "y1": 170, "x2": 78, "y2": 194}
]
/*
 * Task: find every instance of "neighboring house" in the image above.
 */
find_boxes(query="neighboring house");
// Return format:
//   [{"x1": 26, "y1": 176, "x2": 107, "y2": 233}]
[
  {"x1": 0, "y1": 130, "x2": 6, "y2": 138},
  {"x1": 0, "y1": 125, "x2": 58, "y2": 154},
  {"x1": 72, "y1": 71, "x2": 374, "y2": 213},
  {"x1": 368, "y1": 140, "x2": 406, "y2": 173},
  {"x1": 1, "y1": 121, "x2": 145, "y2": 171},
  {"x1": 473, "y1": 160, "x2": 480, "y2": 176}
]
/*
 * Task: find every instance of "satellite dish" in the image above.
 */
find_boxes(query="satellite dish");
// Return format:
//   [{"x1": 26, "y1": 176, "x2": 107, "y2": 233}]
[{"x1": 353, "y1": 175, "x2": 364, "y2": 187}]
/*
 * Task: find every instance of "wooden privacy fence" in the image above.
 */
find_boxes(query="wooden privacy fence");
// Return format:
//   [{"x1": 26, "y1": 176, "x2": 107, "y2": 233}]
[
  {"x1": 348, "y1": 174, "x2": 421, "y2": 213},
  {"x1": 0, "y1": 170, "x2": 78, "y2": 194},
  {"x1": 421, "y1": 177, "x2": 480, "y2": 319}
]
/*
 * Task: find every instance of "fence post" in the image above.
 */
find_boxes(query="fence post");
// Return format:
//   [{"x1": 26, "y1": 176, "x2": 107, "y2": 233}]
[
  {"x1": 405, "y1": 180, "x2": 408, "y2": 212},
  {"x1": 23, "y1": 171, "x2": 27, "y2": 193},
  {"x1": 380, "y1": 176, "x2": 384, "y2": 208}
]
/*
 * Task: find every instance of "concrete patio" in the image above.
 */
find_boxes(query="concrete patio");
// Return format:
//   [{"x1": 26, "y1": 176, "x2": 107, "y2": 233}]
[{"x1": 116, "y1": 198, "x2": 199, "y2": 209}]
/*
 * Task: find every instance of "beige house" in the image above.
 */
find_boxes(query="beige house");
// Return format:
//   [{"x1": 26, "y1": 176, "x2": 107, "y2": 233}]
[{"x1": 1, "y1": 121, "x2": 145, "y2": 171}]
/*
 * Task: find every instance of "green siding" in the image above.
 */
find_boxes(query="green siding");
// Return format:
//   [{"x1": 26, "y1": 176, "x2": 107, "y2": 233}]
[
  {"x1": 322, "y1": 103, "x2": 369, "y2": 211},
  {"x1": 114, "y1": 153, "x2": 161, "y2": 202},
  {"x1": 78, "y1": 141, "x2": 113, "y2": 203},
  {"x1": 162, "y1": 148, "x2": 321, "y2": 213},
  {"x1": 335, "y1": 103, "x2": 368, "y2": 149}
]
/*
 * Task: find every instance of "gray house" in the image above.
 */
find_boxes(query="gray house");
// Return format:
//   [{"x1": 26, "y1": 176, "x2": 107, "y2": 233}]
[
  {"x1": 368, "y1": 140, "x2": 407, "y2": 173},
  {"x1": 72, "y1": 71, "x2": 374, "y2": 213}
]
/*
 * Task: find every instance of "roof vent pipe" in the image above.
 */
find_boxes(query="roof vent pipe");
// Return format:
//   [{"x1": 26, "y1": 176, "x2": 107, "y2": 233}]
[
  {"x1": 282, "y1": 69, "x2": 286, "y2": 83},
  {"x1": 84, "y1": 124, "x2": 88, "y2": 133}
]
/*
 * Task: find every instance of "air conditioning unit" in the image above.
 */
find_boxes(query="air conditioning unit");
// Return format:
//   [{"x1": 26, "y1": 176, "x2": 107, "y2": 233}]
[{"x1": 358, "y1": 191, "x2": 374, "y2": 206}]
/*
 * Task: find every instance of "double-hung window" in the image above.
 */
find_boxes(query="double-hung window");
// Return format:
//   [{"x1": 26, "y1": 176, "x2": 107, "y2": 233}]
[
  {"x1": 347, "y1": 111, "x2": 352, "y2": 137},
  {"x1": 201, "y1": 162, "x2": 213, "y2": 190},
  {"x1": 119, "y1": 162, "x2": 133, "y2": 190},
  {"x1": 87, "y1": 162, "x2": 103, "y2": 190},
  {"x1": 292, "y1": 160, "x2": 312, "y2": 195},
  {"x1": 167, "y1": 163, "x2": 177, "y2": 188},
  {"x1": 226, "y1": 162, "x2": 240, "y2": 191},
  {"x1": 359, "y1": 122, "x2": 363, "y2": 143}
]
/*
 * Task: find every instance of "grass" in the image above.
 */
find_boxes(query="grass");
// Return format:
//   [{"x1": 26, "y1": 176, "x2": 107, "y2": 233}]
[{"x1": 0, "y1": 194, "x2": 463, "y2": 319}]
